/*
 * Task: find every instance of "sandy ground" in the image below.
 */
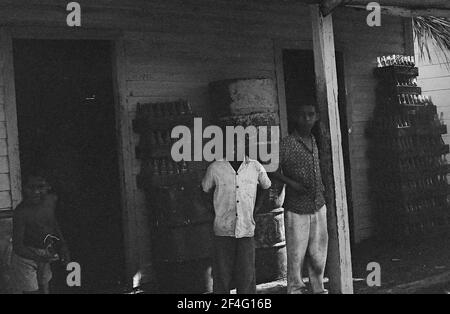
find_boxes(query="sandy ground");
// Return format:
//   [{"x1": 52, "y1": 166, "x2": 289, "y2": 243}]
[{"x1": 352, "y1": 231, "x2": 450, "y2": 294}]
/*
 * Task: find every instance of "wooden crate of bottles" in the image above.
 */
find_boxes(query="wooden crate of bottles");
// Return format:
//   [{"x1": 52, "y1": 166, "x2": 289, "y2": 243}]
[
  {"x1": 369, "y1": 55, "x2": 450, "y2": 239},
  {"x1": 133, "y1": 100, "x2": 214, "y2": 263}
]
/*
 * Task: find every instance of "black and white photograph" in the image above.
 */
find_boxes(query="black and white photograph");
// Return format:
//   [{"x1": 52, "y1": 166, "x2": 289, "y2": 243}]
[{"x1": 0, "y1": 0, "x2": 449, "y2": 300}]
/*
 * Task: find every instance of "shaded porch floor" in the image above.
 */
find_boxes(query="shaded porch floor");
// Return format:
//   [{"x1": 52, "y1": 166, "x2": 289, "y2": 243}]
[
  {"x1": 351, "y1": 231, "x2": 450, "y2": 294},
  {"x1": 255, "y1": 231, "x2": 450, "y2": 294},
  {"x1": 132, "y1": 231, "x2": 450, "y2": 294}
]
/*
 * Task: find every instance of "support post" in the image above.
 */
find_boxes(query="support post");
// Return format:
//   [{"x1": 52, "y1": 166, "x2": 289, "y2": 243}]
[
  {"x1": 403, "y1": 17, "x2": 415, "y2": 56},
  {"x1": 310, "y1": 4, "x2": 353, "y2": 294},
  {"x1": 112, "y1": 37, "x2": 141, "y2": 289}
]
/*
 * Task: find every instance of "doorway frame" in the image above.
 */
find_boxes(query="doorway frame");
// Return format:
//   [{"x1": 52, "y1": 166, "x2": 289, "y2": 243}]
[
  {"x1": 0, "y1": 26, "x2": 138, "y2": 288},
  {"x1": 273, "y1": 39, "x2": 353, "y2": 139},
  {"x1": 273, "y1": 38, "x2": 355, "y2": 292},
  {"x1": 273, "y1": 38, "x2": 355, "y2": 242}
]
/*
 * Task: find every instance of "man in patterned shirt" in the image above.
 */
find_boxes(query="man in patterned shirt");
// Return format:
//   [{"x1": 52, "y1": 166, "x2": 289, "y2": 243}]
[{"x1": 272, "y1": 103, "x2": 328, "y2": 294}]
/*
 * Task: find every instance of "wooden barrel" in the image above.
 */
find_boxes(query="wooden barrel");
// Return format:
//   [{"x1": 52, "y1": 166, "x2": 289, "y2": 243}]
[
  {"x1": 260, "y1": 177, "x2": 285, "y2": 214},
  {"x1": 254, "y1": 208, "x2": 287, "y2": 284}
]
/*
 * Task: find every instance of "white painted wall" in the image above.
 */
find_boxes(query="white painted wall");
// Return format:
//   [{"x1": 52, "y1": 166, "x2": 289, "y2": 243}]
[{"x1": 416, "y1": 41, "x2": 450, "y2": 148}]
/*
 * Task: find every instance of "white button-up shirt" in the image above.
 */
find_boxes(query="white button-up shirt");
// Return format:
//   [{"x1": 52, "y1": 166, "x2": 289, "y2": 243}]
[{"x1": 202, "y1": 158, "x2": 271, "y2": 238}]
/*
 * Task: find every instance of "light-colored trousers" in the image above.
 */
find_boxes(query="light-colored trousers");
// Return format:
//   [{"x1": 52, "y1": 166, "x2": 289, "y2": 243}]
[{"x1": 284, "y1": 206, "x2": 328, "y2": 294}]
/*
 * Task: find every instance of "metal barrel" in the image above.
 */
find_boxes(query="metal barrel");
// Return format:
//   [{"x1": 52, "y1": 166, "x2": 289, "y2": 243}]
[{"x1": 254, "y1": 207, "x2": 287, "y2": 284}]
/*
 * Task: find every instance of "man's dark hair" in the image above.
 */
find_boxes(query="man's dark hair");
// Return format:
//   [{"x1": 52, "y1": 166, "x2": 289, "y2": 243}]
[{"x1": 294, "y1": 102, "x2": 319, "y2": 113}]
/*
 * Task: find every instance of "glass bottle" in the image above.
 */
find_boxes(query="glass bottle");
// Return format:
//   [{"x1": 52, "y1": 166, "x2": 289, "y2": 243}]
[
  {"x1": 181, "y1": 160, "x2": 188, "y2": 173},
  {"x1": 160, "y1": 159, "x2": 168, "y2": 176},
  {"x1": 167, "y1": 160, "x2": 175, "y2": 175},
  {"x1": 178, "y1": 102, "x2": 186, "y2": 115},
  {"x1": 152, "y1": 159, "x2": 160, "y2": 176},
  {"x1": 377, "y1": 57, "x2": 383, "y2": 68}
]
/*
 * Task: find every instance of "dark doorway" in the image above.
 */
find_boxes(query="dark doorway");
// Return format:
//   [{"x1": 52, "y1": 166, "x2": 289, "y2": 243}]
[
  {"x1": 282, "y1": 49, "x2": 355, "y2": 244},
  {"x1": 13, "y1": 39, "x2": 124, "y2": 293}
]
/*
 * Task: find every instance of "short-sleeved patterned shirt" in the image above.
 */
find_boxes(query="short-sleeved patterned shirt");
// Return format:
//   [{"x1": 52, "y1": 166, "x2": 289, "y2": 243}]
[{"x1": 280, "y1": 133, "x2": 326, "y2": 215}]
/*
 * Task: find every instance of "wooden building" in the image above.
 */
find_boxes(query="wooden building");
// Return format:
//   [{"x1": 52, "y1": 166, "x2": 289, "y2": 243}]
[
  {"x1": 0, "y1": 0, "x2": 449, "y2": 293},
  {"x1": 417, "y1": 41, "x2": 450, "y2": 147}
]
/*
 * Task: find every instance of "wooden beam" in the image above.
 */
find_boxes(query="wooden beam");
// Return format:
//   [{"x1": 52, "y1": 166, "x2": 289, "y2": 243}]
[
  {"x1": 310, "y1": 4, "x2": 353, "y2": 294},
  {"x1": 403, "y1": 18, "x2": 415, "y2": 56},
  {"x1": 0, "y1": 28, "x2": 22, "y2": 209},
  {"x1": 346, "y1": 4, "x2": 450, "y2": 19},
  {"x1": 302, "y1": 0, "x2": 450, "y2": 17},
  {"x1": 342, "y1": 0, "x2": 450, "y2": 9},
  {"x1": 273, "y1": 42, "x2": 289, "y2": 138},
  {"x1": 321, "y1": 0, "x2": 347, "y2": 16},
  {"x1": 112, "y1": 36, "x2": 141, "y2": 289}
]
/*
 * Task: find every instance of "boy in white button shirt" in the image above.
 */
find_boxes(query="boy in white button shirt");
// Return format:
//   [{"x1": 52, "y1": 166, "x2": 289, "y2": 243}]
[{"x1": 202, "y1": 146, "x2": 271, "y2": 294}]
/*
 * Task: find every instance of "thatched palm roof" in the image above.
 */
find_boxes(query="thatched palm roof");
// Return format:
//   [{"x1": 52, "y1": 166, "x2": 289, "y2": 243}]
[
  {"x1": 300, "y1": 0, "x2": 450, "y2": 63},
  {"x1": 413, "y1": 16, "x2": 450, "y2": 64}
]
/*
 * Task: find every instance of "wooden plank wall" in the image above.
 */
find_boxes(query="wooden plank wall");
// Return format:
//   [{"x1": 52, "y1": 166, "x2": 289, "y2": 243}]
[
  {"x1": 0, "y1": 0, "x2": 410, "y2": 283},
  {"x1": 0, "y1": 29, "x2": 13, "y2": 292},
  {"x1": 123, "y1": 5, "x2": 409, "y2": 267},
  {"x1": 331, "y1": 9, "x2": 408, "y2": 242},
  {"x1": 0, "y1": 32, "x2": 13, "y2": 213}
]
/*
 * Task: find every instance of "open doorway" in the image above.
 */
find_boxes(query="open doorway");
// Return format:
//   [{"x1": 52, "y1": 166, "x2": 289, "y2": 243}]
[
  {"x1": 13, "y1": 39, "x2": 124, "y2": 293},
  {"x1": 281, "y1": 49, "x2": 354, "y2": 244}
]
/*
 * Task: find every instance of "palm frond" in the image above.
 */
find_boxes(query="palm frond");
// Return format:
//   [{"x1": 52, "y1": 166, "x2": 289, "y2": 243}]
[{"x1": 413, "y1": 16, "x2": 450, "y2": 67}]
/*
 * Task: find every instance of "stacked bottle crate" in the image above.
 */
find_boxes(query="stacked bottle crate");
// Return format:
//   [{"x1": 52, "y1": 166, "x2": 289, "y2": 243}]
[
  {"x1": 370, "y1": 55, "x2": 450, "y2": 239},
  {"x1": 132, "y1": 100, "x2": 214, "y2": 293}
]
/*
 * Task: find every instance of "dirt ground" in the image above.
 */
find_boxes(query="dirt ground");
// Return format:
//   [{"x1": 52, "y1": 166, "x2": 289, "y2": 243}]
[
  {"x1": 254, "y1": 230, "x2": 450, "y2": 294},
  {"x1": 351, "y1": 231, "x2": 450, "y2": 294},
  {"x1": 132, "y1": 231, "x2": 450, "y2": 294}
]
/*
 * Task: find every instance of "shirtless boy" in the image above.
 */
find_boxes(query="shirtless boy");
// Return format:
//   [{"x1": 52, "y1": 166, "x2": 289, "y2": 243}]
[{"x1": 11, "y1": 174, "x2": 70, "y2": 294}]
